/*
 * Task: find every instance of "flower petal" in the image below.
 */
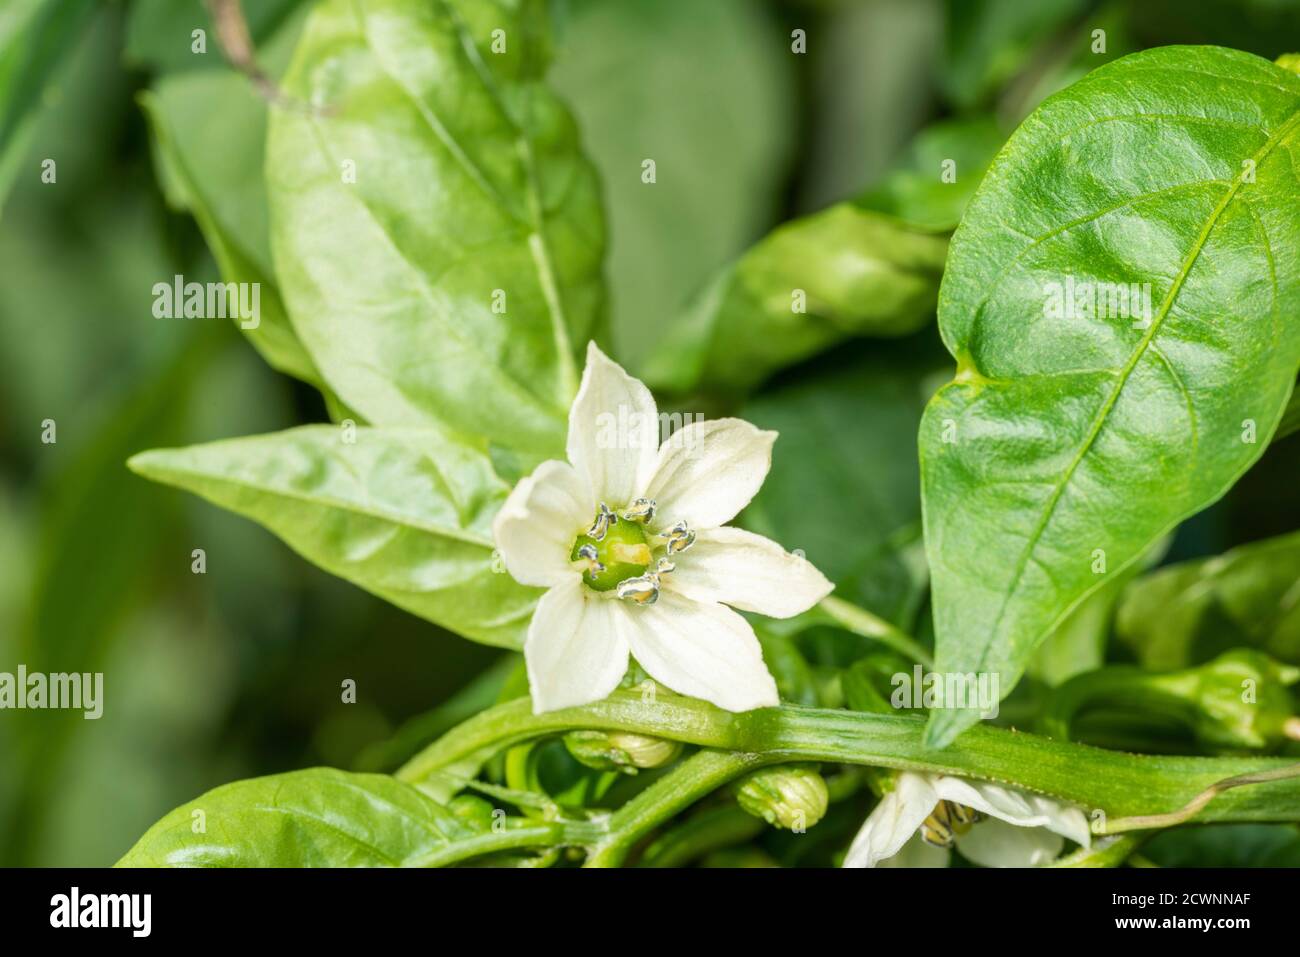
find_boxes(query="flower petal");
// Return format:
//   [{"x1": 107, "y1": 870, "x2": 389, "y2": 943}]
[
  {"x1": 642, "y1": 418, "x2": 776, "y2": 530},
  {"x1": 843, "y1": 772, "x2": 940, "y2": 868},
  {"x1": 620, "y1": 590, "x2": 779, "y2": 712},
  {"x1": 525, "y1": 578, "x2": 630, "y2": 713},
  {"x1": 879, "y1": 833, "x2": 951, "y2": 869},
  {"x1": 567, "y1": 342, "x2": 660, "y2": 508},
  {"x1": 665, "y1": 526, "x2": 832, "y2": 618},
  {"x1": 493, "y1": 460, "x2": 594, "y2": 587},
  {"x1": 931, "y1": 776, "x2": 1092, "y2": 849},
  {"x1": 956, "y1": 818, "x2": 1065, "y2": 868}
]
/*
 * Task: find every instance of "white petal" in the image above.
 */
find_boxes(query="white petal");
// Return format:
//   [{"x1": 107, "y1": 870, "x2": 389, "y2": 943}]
[
  {"x1": 843, "y1": 772, "x2": 940, "y2": 868},
  {"x1": 931, "y1": 776, "x2": 1092, "y2": 849},
  {"x1": 566, "y1": 342, "x2": 660, "y2": 508},
  {"x1": 879, "y1": 833, "x2": 952, "y2": 869},
  {"x1": 619, "y1": 590, "x2": 779, "y2": 712},
  {"x1": 665, "y1": 526, "x2": 832, "y2": 618},
  {"x1": 642, "y1": 418, "x2": 776, "y2": 531},
  {"x1": 492, "y1": 460, "x2": 594, "y2": 587},
  {"x1": 525, "y1": 578, "x2": 630, "y2": 713},
  {"x1": 956, "y1": 818, "x2": 1064, "y2": 868}
]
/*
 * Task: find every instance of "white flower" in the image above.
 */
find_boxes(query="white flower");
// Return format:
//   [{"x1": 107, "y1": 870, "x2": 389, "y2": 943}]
[
  {"x1": 843, "y1": 772, "x2": 1091, "y2": 868},
  {"x1": 493, "y1": 343, "x2": 833, "y2": 714}
]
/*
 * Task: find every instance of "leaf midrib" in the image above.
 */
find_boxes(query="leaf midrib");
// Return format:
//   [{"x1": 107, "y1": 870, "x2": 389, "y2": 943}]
[{"x1": 974, "y1": 104, "x2": 1300, "y2": 675}]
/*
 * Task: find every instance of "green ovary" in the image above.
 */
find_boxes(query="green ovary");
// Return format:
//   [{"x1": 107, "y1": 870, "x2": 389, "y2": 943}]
[{"x1": 571, "y1": 518, "x2": 652, "y2": 591}]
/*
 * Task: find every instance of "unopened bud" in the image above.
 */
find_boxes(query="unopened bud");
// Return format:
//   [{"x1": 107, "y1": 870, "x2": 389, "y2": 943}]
[
  {"x1": 563, "y1": 730, "x2": 682, "y2": 774},
  {"x1": 447, "y1": 794, "x2": 495, "y2": 831},
  {"x1": 1185, "y1": 650, "x2": 1300, "y2": 752},
  {"x1": 735, "y1": 764, "x2": 829, "y2": 831}
]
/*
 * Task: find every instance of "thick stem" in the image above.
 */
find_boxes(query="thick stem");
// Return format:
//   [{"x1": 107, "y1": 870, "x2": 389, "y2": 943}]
[{"x1": 398, "y1": 691, "x2": 1300, "y2": 826}]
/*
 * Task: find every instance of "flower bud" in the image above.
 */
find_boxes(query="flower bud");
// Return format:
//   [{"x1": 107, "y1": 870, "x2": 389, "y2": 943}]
[
  {"x1": 1185, "y1": 650, "x2": 1299, "y2": 752},
  {"x1": 447, "y1": 794, "x2": 496, "y2": 831},
  {"x1": 735, "y1": 764, "x2": 829, "y2": 831},
  {"x1": 563, "y1": 730, "x2": 683, "y2": 774}
]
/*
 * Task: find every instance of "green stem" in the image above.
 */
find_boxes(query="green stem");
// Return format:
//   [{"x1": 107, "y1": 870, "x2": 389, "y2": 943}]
[
  {"x1": 585, "y1": 751, "x2": 768, "y2": 867},
  {"x1": 406, "y1": 818, "x2": 603, "y2": 867},
  {"x1": 638, "y1": 804, "x2": 766, "y2": 868},
  {"x1": 818, "y1": 595, "x2": 934, "y2": 666},
  {"x1": 398, "y1": 691, "x2": 1300, "y2": 826},
  {"x1": 1039, "y1": 667, "x2": 1200, "y2": 741}
]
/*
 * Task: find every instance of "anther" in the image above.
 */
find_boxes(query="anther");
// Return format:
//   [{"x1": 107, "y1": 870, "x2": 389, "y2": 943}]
[
  {"x1": 586, "y1": 502, "x2": 616, "y2": 541},
  {"x1": 576, "y1": 543, "x2": 605, "y2": 579},
  {"x1": 616, "y1": 573, "x2": 660, "y2": 605},
  {"x1": 659, "y1": 520, "x2": 696, "y2": 555},
  {"x1": 622, "y1": 498, "x2": 656, "y2": 524}
]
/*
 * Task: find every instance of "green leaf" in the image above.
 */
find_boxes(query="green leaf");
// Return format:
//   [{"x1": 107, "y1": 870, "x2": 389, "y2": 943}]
[
  {"x1": 267, "y1": 0, "x2": 605, "y2": 455},
  {"x1": 117, "y1": 768, "x2": 487, "y2": 866},
  {"x1": 141, "y1": 80, "x2": 320, "y2": 385},
  {"x1": 643, "y1": 206, "x2": 949, "y2": 395},
  {"x1": 128, "y1": 425, "x2": 538, "y2": 648},
  {"x1": 858, "y1": 116, "x2": 1005, "y2": 232},
  {"x1": 1143, "y1": 823, "x2": 1300, "y2": 867},
  {"x1": 742, "y1": 342, "x2": 947, "y2": 631},
  {"x1": 941, "y1": 0, "x2": 1087, "y2": 110},
  {"x1": 136, "y1": 4, "x2": 323, "y2": 386},
  {"x1": 124, "y1": 0, "x2": 305, "y2": 74},
  {"x1": 1117, "y1": 530, "x2": 1300, "y2": 669},
  {"x1": 0, "y1": 0, "x2": 95, "y2": 214},
  {"x1": 921, "y1": 46, "x2": 1300, "y2": 746},
  {"x1": 1029, "y1": 535, "x2": 1169, "y2": 686},
  {"x1": 549, "y1": 0, "x2": 794, "y2": 371}
]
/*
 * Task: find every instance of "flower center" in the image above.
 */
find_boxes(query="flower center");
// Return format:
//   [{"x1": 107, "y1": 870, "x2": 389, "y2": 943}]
[
  {"x1": 570, "y1": 499, "x2": 694, "y2": 602},
  {"x1": 571, "y1": 511, "x2": 652, "y2": 591}
]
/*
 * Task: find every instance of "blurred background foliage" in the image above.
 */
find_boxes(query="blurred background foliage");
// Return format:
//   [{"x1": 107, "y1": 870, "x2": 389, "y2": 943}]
[{"x1": 2, "y1": 0, "x2": 1300, "y2": 866}]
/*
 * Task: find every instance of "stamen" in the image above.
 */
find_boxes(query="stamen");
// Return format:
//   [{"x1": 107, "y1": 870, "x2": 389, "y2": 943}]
[
  {"x1": 659, "y1": 520, "x2": 696, "y2": 555},
  {"x1": 586, "y1": 502, "x2": 616, "y2": 541},
  {"x1": 622, "y1": 498, "x2": 656, "y2": 524},
  {"x1": 576, "y1": 543, "x2": 605, "y2": 579},
  {"x1": 919, "y1": 802, "x2": 957, "y2": 848},
  {"x1": 616, "y1": 573, "x2": 660, "y2": 605}
]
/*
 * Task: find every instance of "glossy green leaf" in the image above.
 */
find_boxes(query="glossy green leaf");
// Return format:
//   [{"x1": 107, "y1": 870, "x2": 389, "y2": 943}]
[
  {"x1": 1117, "y1": 530, "x2": 1300, "y2": 668},
  {"x1": 117, "y1": 768, "x2": 489, "y2": 866},
  {"x1": 644, "y1": 207, "x2": 949, "y2": 395},
  {"x1": 267, "y1": 0, "x2": 605, "y2": 455},
  {"x1": 921, "y1": 46, "x2": 1300, "y2": 746},
  {"x1": 129, "y1": 425, "x2": 538, "y2": 648}
]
